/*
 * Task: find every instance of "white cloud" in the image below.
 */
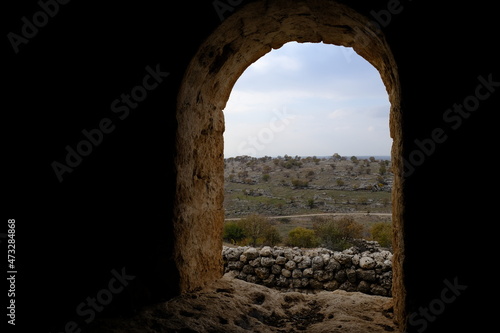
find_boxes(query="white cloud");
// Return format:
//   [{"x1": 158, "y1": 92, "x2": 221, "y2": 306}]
[
  {"x1": 328, "y1": 108, "x2": 351, "y2": 120},
  {"x1": 223, "y1": 42, "x2": 391, "y2": 157}
]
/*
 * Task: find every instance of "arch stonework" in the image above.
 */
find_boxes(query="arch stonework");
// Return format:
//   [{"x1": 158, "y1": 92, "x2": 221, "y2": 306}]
[{"x1": 174, "y1": 0, "x2": 405, "y2": 327}]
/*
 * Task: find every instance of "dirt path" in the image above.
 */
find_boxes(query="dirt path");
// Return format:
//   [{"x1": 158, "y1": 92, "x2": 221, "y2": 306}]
[{"x1": 225, "y1": 212, "x2": 392, "y2": 221}]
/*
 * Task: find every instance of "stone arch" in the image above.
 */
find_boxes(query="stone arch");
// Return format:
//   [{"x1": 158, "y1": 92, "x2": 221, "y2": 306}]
[{"x1": 174, "y1": 0, "x2": 404, "y2": 326}]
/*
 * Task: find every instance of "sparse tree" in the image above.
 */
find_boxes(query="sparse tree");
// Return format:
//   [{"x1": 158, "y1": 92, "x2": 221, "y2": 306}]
[
  {"x1": 313, "y1": 216, "x2": 364, "y2": 251},
  {"x1": 240, "y1": 214, "x2": 271, "y2": 246},
  {"x1": 262, "y1": 226, "x2": 282, "y2": 246}
]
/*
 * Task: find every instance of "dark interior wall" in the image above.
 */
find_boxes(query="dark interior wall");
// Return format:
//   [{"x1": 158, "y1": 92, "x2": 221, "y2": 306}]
[
  {"x1": 390, "y1": 3, "x2": 498, "y2": 332},
  {"x1": 4, "y1": 1, "x2": 497, "y2": 332}
]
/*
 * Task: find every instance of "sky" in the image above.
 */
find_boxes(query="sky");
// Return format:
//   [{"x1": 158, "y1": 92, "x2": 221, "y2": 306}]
[{"x1": 222, "y1": 42, "x2": 392, "y2": 158}]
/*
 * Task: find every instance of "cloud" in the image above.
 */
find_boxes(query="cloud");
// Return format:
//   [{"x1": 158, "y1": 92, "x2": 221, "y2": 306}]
[
  {"x1": 223, "y1": 42, "x2": 392, "y2": 157},
  {"x1": 328, "y1": 108, "x2": 351, "y2": 120}
]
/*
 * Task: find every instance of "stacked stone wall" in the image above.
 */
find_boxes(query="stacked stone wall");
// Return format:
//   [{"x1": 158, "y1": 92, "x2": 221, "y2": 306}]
[{"x1": 223, "y1": 241, "x2": 392, "y2": 296}]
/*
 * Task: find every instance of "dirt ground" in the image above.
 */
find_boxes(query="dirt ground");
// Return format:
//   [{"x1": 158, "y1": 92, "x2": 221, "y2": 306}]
[{"x1": 88, "y1": 273, "x2": 397, "y2": 333}]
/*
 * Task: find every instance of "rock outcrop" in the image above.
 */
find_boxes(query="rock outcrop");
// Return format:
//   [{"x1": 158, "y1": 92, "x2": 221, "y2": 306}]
[{"x1": 88, "y1": 274, "x2": 396, "y2": 333}]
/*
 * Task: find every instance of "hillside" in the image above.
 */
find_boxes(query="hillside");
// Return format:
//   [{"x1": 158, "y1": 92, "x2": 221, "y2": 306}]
[{"x1": 224, "y1": 155, "x2": 393, "y2": 219}]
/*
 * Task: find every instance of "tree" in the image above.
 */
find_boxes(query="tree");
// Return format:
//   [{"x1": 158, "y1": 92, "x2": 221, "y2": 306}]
[
  {"x1": 240, "y1": 214, "x2": 271, "y2": 246},
  {"x1": 262, "y1": 226, "x2": 282, "y2": 246},
  {"x1": 313, "y1": 216, "x2": 364, "y2": 251}
]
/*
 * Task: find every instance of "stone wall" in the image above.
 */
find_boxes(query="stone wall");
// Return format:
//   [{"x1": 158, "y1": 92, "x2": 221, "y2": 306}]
[{"x1": 223, "y1": 241, "x2": 392, "y2": 296}]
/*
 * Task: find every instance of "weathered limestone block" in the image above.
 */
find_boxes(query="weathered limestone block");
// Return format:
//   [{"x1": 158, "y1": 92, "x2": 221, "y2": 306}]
[
  {"x1": 359, "y1": 256, "x2": 376, "y2": 269},
  {"x1": 356, "y1": 269, "x2": 376, "y2": 282},
  {"x1": 324, "y1": 280, "x2": 340, "y2": 291},
  {"x1": 335, "y1": 270, "x2": 347, "y2": 283},
  {"x1": 259, "y1": 246, "x2": 273, "y2": 257},
  {"x1": 303, "y1": 268, "x2": 314, "y2": 278},
  {"x1": 292, "y1": 269, "x2": 303, "y2": 279},
  {"x1": 275, "y1": 256, "x2": 287, "y2": 265},
  {"x1": 249, "y1": 258, "x2": 261, "y2": 267},
  {"x1": 357, "y1": 281, "x2": 371, "y2": 294},
  {"x1": 261, "y1": 257, "x2": 275, "y2": 267},
  {"x1": 346, "y1": 268, "x2": 357, "y2": 283},
  {"x1": 311, "y1": 256, "x2": 324, "y2": 270},
  {"x1": 285, "y1": 260, "x2": 296, "y2": 271},
  {"x1": 281, "y1": 269, "x2": 292, "y2": 278},
  {"x1": 271, "y1": 264, "x2": 282, "y2": 275},
  {"x1": 242, "y1": 265, "x2": 254, "y2": 275},
  {"x1": 333, "y1": 253, "x2": 353, "y2": 266},
  {"x1": 227, "y1": 261, "x2": 244, "y2": 270},
  {"x1": 255, "y1": 267, "x2": 270, "y2": 280},
  {"x1": 297, "y1": 256, "x2": 311, "y2": 269},
  {"x1": 325, "y1": 258, "x2": 341, "y2": 271},
  {"x1": 244, "y1": 248, "x2": 259, "y2": 260}
]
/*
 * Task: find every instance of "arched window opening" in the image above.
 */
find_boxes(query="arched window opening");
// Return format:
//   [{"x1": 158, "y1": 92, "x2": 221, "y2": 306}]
[
  {"x1": 222, "y1": 41, "x2": 394, "y2": 296},
  {"x1": 174, "y1": 0, "x2": 404, "y2": 327}
]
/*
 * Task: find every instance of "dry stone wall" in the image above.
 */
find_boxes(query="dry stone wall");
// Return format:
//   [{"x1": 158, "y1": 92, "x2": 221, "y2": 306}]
[{"x1": 223, "y1": 241, "x2": 392, "y2": 296}]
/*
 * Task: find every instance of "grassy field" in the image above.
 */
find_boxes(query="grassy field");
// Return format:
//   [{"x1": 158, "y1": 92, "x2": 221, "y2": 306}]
[
  {"x1": 224, "y1": 155, "x2": 393, "y2": 219},
  {"x1": 223, "y1": 155, "x2": 393, "y2": 245}
]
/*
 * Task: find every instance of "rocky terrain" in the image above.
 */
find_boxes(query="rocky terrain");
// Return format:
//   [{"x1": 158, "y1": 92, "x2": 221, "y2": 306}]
[
  {"x1": 224, "y1": 155, "x2": 393, "y2": 218},
  {"x1": 88, "y1": 274, "x2": 396, "y2": 333}
]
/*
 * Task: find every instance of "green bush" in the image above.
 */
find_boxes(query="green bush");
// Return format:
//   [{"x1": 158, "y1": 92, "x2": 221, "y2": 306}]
[
  {"x1": 223, "y1": 222, "x2": 246, "y2": 244},
  {"x1": 286, "y1": 227, "x2": 319, "y2": 248},
  {"x1": 371, "y1": 222, "x2": 392, "y2": 248}
]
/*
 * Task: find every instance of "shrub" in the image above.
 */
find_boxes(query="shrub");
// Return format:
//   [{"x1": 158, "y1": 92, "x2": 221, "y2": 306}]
[
  {"x1": 306, "y1": 198, "x2": 315, "y2": 209},
  {"x1": 371, "y1": 222, "x2": 392, "y2": 249},
  {"x1": 223, "y1": 222, "x2": 246, "y2": 244},
  {"x1": 262, "y1": 226, "x2": 282, "y2": 246},
  {"x1": 240, "y1": 214, "x2": 271, "y2": 246},
  {"x1": 313, "y1": 216, "x2": 364, "y2": 251},
  {"x1": 287, "y1": 227, "x2": 319, "y2": 248},
  {"x1": 291, "y1": 179, "x2": 309, "y2": 188}
]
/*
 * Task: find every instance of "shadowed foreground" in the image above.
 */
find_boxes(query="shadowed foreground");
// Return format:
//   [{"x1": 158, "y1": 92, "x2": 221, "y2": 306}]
[{"x1": 88, "y1": 273, "x2": 395, "y2": 333}]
